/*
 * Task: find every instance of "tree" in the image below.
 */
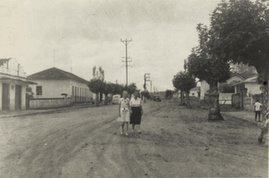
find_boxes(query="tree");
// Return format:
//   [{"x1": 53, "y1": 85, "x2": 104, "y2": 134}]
[
  {"x1": 124, "y1": 83, "x2": 137, "y2": 96},
  {"x1": 141, "y1": 90, "x2": 151, "y2": 100},
  {"x1": 165, "y1": 90, "x2": 173, "y2": 99},
  {"x1": 103, "y1": 82, "x2": 114, "y2": 104},
  {"x1": 172, "y1": 71, "x2": 196, "y2": 107},
  {"x1": 187, "y1": 24, "x2": 231, "y2": 120},
  {"x1": 88, "y1": 79, "x2": 105, "y2": 106},
  {"x1": 209, "y1": 0, "x2": 269, "y2": 141},
  {"x1": 110, "y1": 83, "x2": 124, "y2": 95}
]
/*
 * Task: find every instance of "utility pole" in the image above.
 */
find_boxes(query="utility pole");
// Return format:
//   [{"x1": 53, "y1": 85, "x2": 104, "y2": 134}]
[
  {"x1": 121, "y1": 38, "x2": 132, "y2": 86},
  {"x1": 150, "y1": 80, "x2": 153, "y2": 93},
  {"x1": 144, "y1": 73, "x2": 151, "y2": 90}
]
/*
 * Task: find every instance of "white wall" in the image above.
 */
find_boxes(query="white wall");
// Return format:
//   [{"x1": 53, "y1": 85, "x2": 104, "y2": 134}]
[
  {"x1": 21, "y1": 86, "x2": 26, "y2": 110},
  {"x1": 30, "y1": 98, "x2": 71, "y2": 109},
  {"x1": 30, "y1": 80, "x2": 71, "y2": 98},
  {"x1": 29, "y1": 79, "x2": 93, "y2": 103},
  {"x1": 0, "y1": 81, "x2": 27, "y2": 111},
  {"x1": 190, "y1": 90, "x2": 199, "y2": 97},
  {"x1": 69, "y1": 80, "x2": 93, "y2": 102},
  {"x1": 200, "y1": 81, "x2": 210, "y2": 100},
  {"x1": 9, "y1": 84, "x2": 15, "y2": 110},
  {"x1": 245, "y1": 83, "x2": 262, "y2": 96}
]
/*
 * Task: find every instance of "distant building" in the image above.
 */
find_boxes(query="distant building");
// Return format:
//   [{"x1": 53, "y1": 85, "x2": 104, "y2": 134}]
[
  {"x1": 232, "y1": 76, "x2": 262, "y2": 96},
  {"x1": 200, "y1": 71, "x2": 257, "y2": 100},
  {"x1": 200, "y1": 81, "x2": 210, "y2": 100},
  {"x1": 190, "y1": 86, "x2": 200, "y2": 98},
  {"x1": 28, "y1": 67, "x2": 93, "y2": 103},
  {"x1": 0, "y1": 58, "x2": 32, "y2": 111}
]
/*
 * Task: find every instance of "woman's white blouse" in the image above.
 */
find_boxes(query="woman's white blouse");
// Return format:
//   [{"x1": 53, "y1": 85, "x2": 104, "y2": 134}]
[{"x1": 130, "y1": 97, "x2": 142, "y2": 107}]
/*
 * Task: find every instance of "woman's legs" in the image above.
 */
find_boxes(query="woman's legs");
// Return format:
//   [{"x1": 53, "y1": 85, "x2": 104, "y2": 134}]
[
  {"x1": 125, "y1": 122, "x2": 129, "y2": 135},
  {"x1": 121, "y1": 122, "x2": 125, "y2": 134}
]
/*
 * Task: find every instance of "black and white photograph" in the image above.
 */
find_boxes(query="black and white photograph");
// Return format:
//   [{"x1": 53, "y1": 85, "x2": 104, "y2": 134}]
[{"x1": 0, "y1": 0, "x2": 268, "y2": 177}]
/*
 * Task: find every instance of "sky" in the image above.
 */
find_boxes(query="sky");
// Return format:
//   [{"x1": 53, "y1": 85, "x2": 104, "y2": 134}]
[{"x1": 0, "y1": 0, "x2": 221, "y2": 91}]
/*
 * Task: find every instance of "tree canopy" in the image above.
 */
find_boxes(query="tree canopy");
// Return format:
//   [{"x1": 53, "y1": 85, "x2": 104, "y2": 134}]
[
  {"x1": 124, "y1": 83, "x2": 137, "y2": 95},
  {"x1": 209, "y1": 0, "x2": 269, "y2": 76},
  {"x1": 187, "y1": 24, "x2": 230, "y2": 87},
  {"x1": 88, "y1": 79, "x2": 105, "y2": 94},
  {"x1": 172, "y1": 71, "x2": 196, "y2": 93}
]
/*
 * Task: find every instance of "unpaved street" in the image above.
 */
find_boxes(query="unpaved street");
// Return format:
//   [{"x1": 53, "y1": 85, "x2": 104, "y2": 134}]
[{"x1": 0, "y1": 101, "x2": 268, "y2": 178}]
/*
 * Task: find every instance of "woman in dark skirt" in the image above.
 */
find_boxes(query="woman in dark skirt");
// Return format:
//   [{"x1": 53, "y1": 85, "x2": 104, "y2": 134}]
[{"x1": 130, "y1": 91, "x2": 143, "y2": 134}]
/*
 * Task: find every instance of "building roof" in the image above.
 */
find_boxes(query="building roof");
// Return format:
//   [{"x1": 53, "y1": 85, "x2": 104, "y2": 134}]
[
  {"x1": 28, "y1": 67, "x2": 88, "y2": 84},
  {"x1": 230, "y1": 71, "x2": 257, "y2": 80},
  {"x1": 231, "y1": 76, "x2": 259, "y2": 86}
]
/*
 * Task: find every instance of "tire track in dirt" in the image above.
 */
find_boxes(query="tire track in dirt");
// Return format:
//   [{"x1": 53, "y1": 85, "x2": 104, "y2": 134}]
[
  {"x1": 85, "y1": 122, "x2": 120, "y2": 177},
  {"x1": 3, "y1": 113, "x2": 117, "y2": 178},
  {"x1": 122, "y1": 138, "x2": 163, "y2": 178}
]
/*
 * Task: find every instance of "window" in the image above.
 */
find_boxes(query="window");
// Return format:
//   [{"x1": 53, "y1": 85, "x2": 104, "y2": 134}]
[{"x1": 36, "y1": 86, "x2": 42, "y2": 96}]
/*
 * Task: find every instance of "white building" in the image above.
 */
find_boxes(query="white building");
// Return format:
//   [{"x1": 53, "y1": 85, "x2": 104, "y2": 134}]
[
  {"x1": 233, "y1": 76, "x2": 262, "y2": 96},
  {"x1": 190, "y1": 86, "x2": 200, "y2": 98},
  {"x1": 28, "y1": 67, "x2": 93, "y2": 103},
  {"x1": 199, "y1": 81, "x2": 210, "y2": 100},
  {"x1": 0, "y1": 58, "x2": 32, "y2": 111}
]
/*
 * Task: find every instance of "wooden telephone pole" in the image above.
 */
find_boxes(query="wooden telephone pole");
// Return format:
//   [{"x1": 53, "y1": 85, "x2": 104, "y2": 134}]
[{"x1": 121, "y1": 38, "x2": 132, "y2": 86}]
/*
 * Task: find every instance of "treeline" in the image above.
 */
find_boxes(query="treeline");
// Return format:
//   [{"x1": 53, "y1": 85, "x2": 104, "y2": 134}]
[{"x1": 88, "y1": 78, "x2": 137, "y2": 105}]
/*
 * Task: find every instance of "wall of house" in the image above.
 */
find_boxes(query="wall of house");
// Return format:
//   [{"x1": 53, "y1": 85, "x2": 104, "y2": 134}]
[
  {"x1": 0, "y1": 81, "x2": 27, "y2": 111},
  {"x1": 245, "y1": 83, "x2": 262, "y2": 96},
  {"x1": 30, "y1": 80, "x2": 71, "y2": 98},
  {"x1": 29, "y1": 79, "x2": 93, "y2": 103},
  {"x1": 69, "y1": 80, "x2": 93, "y2": 102}
]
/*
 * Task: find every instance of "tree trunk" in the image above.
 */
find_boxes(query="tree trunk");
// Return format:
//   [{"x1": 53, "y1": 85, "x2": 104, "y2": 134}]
[
  {"x1": 104, "y1": 94, "x2": 108, "y2": 105},
  {"x1": 100, "y1": 93, "x2": 103, "y2": 102},
  {"x1": 186, "y1": 92, "x2": 191, "y2": 108},
  {"x1": 208, "y1": 84, "x2": 224, "y2": 121},
  {"x1": 180, "y1": 91, "x2": 184, "y2": 105},
  {"x1": 95, "y1": 93, "x2": 99, "y2": 106},
  {"x1": 258, "y1": 73, "x2": 269, "y2": 144}
]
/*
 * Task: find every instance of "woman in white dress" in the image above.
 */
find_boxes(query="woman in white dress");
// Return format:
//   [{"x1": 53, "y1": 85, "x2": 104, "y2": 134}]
[{"x1": 118, "y1": 90, "x2": 130, "y2": 136}]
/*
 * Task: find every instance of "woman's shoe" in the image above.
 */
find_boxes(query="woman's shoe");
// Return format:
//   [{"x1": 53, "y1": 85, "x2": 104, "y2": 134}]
[{"x1": 125, "y1": 132, "x2": 129, "y2": 136}]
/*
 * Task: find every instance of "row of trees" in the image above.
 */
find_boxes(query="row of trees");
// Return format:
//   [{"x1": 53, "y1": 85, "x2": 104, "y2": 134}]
[
  {"x1": 88, "y1": 66, "x2": 138, "y2": 105},
  {"x1": 88, "y1": 78, "x2": 137, "y2": 105},
  {"x1": 173, "y1": 0, "x2": 269, "y2": 123}
]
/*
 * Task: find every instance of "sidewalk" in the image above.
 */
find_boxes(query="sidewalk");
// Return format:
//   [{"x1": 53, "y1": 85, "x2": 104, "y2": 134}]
[{"x1": 0, "y1": 103, "x2": 95, "y2": 119}]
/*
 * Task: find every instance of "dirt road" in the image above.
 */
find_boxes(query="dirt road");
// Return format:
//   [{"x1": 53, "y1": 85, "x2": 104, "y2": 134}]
[{"x1": 0, "y1": 101, "x2": 267, "y2": 178}]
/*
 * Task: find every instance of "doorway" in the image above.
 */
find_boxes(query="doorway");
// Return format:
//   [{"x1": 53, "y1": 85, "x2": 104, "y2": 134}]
[{"x1": 2, "y1": 83, "x2": 10, "y2": 111}]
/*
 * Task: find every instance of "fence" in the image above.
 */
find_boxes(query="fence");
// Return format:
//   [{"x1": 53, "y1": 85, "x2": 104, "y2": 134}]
[
  {"x1": 231, "y1": 93, "x2": 263, "y2": 111},
  {"x1": 29, "y1": 98, "x2": 71, "y2": 109}
]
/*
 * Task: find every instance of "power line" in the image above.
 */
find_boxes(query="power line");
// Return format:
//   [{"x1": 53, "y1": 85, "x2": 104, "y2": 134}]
[{"x1": 121, "y1": 38, "x2": 132, "y2": 86}]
